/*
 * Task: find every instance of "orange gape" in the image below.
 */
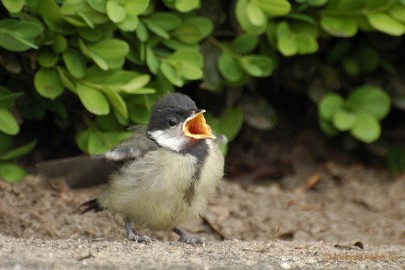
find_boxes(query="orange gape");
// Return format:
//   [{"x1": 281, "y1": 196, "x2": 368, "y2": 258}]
[{"x1": 182, "y1": 110, "x2": 216, "y2": 140}]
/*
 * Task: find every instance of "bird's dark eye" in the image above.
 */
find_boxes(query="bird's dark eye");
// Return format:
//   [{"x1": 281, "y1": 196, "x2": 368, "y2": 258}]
[{"x1": 168, "y1": 119, "x2": 177, "y2": 127}]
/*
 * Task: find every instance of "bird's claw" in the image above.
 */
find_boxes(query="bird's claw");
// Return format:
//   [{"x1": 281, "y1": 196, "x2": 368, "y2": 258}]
[
  {"x1": 179, "y1": 235, "x2": 207, "y2": 247},
  {"x1": 128, "y1": 231, "x2": 152, "y2": 244}
]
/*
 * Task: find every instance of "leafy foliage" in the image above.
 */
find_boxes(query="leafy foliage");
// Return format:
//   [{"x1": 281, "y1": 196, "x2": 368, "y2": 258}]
[
  {"x1": 319, "y1": 86, "x2": 391, "y2": 143},
  {"x1": 1, "y1": 0, "x2": 405, "y2": 181}
]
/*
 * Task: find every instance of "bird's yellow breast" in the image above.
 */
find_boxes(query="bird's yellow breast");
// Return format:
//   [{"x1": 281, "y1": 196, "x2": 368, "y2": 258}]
[{"x1": 103, "y1": 141, "x2": 224, "y2": 230}]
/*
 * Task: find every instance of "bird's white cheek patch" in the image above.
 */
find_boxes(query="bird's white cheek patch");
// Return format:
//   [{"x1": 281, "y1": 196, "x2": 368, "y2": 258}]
[{"x1": 148, "y1": 130, "x2": 189, "y2": 152}]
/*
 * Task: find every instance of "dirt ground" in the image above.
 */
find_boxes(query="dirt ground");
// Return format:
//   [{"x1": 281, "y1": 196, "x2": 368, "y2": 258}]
[{"x1": 0, "y1": 129, "x2": 404, "y2": 269}]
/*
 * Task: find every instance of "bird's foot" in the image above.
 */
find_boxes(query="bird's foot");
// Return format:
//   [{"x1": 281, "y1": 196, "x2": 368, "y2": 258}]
[
  {"x1": 127, "y1": 231, "x2": 152, "y2": 244},
  {"x1": 173, "y1": 227, "x2": 207, "y2": 246},
  {"x1": 125, "y1": 217, "x2": 152, "y2": 244},
  {"x1": 179, "y1": 235, "x2": 207, "y2": 246}
]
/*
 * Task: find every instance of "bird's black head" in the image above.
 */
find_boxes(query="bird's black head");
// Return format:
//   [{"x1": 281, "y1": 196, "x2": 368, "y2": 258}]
[
  {"x1": 147, "y1": 93, "x2": 215, "y2": 153},
  {"x1": 148, "y1": 93, "x2": 197, "y2": 132}
]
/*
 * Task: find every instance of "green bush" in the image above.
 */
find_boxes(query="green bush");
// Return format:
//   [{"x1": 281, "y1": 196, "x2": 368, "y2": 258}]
[
  {"x1": 319, "y1": 86, "x2": 391, "y2": 143},
  {"x1": 1, "y1": 0, "x2": 405, "y2": 181}
]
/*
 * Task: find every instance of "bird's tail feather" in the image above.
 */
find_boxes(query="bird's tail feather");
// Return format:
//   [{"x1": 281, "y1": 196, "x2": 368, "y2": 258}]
[
  {"x1": 36, "y1": 155, "x2": 115, "y2": 188},
  {"x1": 78, "y1": 198, "x2": 104, "y2": 214}
]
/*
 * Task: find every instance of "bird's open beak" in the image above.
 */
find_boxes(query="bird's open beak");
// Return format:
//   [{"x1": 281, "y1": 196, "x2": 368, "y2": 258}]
[{"x1": 183, "y1": 110, "x2": 216, "y2": 140}]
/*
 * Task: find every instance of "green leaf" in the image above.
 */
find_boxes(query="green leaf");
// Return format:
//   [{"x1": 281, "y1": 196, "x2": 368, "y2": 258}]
[
  {"x1": 56, "y1": 66, "x2": 76, "y2": 92},
  {"x1": 125, "y1": 0, "x2": 149, "y2": 15},
  {"x1": 2, "y1": 0, "x2": 25, "y2": 13},
  {"x1": 320, "y1": 16, "x2": 358, "y2": 37},
  {"x1": 131, "y1": 88, "x2": 156, "y2": 94},
  {"x1": 87, "y1": 131, "x2": 106, "y2": 154},
  {"x1": 332, "y1": 109, "x2": 356, "y2": 131},
  {"x1": 388, "y1": 3, "x2": 405, "y2": 23},
  {"x1": 0, "y1": 163, "x2": 26, "y2": 183},
  {"x1": 236, "y1": 0, "x2": 267, "y2": 35},
  {"x1": 326, "y1": 0, "x2": 365, "y2": 12},
  {"x1": 32, "y1": 0, "x2": 71, "y2": 33},
  {"x1": 117, "y1": 14, "x2": 139, "y2": 31},
  {"x1": 78, "y1": 27, "x2": 103, "y2": 42},
  {"x1": 346, "y1": 86, "x2": 391, "y2": 120},
  {"x1": 207, "y1": 107, "x2": 244, "y2": 141},
  {"x1": 62, "y1": 0, "x2": 109, "y2": 27},
  {"x1": 95, "y1": 114, "x2": 121, "y2": 131},
  {"x1": 100, "y1": 88, "x2": 128, "y2": 119},
  {"x1": 120, "y1": 74, "x2": 151, "y2": 93},
  {"x1": 0, "y1": 20, "x2": 43, "y2": 51},
  {"x1": 295, "y1": 32, "x2": 318, "y2": 54},
  {"x1": 160, "y1": 62, "x2": 183, "y2": 87},
  {"x1": 307, "y1": 0, "x2": 328, "y2": 7},
  {"x1": 368, "y1": 13, "x2": 405, "y2": 36},
  {"x1": 102, "y1": 70, "x2": 140, "y2": 89},
  {"x1": 34, "y1": 68, "x2": 65, "y2": 99},
  {"x1": 257, "y1": 0, "x2": 291, "y2": 16},
  {"x1": 80, "y1": 38, "x2": 129, "y2": 70},
  {"x1": 128, "y1": 96, "x2": 152, "y2": 124},
  {"x1": 161, "y1": 49, "x2": 204, "y2": 83},
  {"x1": 0, "y1": 140, "x2": 37, "y2": 161},
  {"x1": 0, "y1": 33, "x2": 31, "y2": 51},
  {"x1": 76, "y1": 83, "x2": 110, "y2": 115},
  {"x1": 143, "y1": 19, "x2": 170, "y2": 39},
  {"x1": 218, "y1": 52, "x2": 244, "y2": 82},
  {"x1": 62, "y1": 48, "x2": 87, "y2": 79},
  {"x1": 136, "y1": 21, "x2": 148, "y2": 41},
  {"x1": 276, "y1": 21, "x2": 297, "y2": 56},
  {"x1": 168, "y1": 48, "x2": 203, "y2": 67},
  {"x1": 38, "y1": 50, "x2": 59, "y2": 68},
  {"x1": 174, "y1": 22, "x2": 201, "y2": 44},
  {"x1": 239, "y1": 55, "x2": 274, "y2": 77},
  {"x1": 318, "y1": 93, "x2": 345, "y2": 120},
  {"x1": 229, "y1": 34, "x2": 259, "y2": 54},
  {"x1": 87, "y1": 0, "x2": 107, "y2": 13},
  {"x1": 52, "y1": 35, "x2": 67, "y2": 53},
  {"x1": 174, "y1": 0, "x2": 200, "y2": 12},
  {"x1": 246, "y1": 1, "x2": 267, "y2": 27},
  {"x1": 144, "y1": 12, "x2": 181, "y2": 32},
  {"x1": 350, "y1": 112, "x2": 380, "y2": 143},
  {"x1": 3, "y1": 20, "x2": 43, "y2": 38},
  {"x1": 76, "y1": 129, "x2": 91, "y2": 153},
  {"x1": 180, "y1": 62, "x2": 203, "y2": 80},
  {"x1": 174, "y1": 17, "x2": 213, "y2": 44},
  {"x1": 0, "y1": 107, "x2": 19, "y2": 135},
  {"x1": 87, "y1": 38, "x2": 129, "y2": 59},
  {"x1": 146, "y1": 46, "x2": 159, "y2": 74},
  {"x1": 106, "y1": 0, "x2": 127, "y2": 23}
]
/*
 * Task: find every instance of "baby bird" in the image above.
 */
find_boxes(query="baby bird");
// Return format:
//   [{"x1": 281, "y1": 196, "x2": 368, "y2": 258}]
[{"x1": 38, "y1": 93, "x2": 225, "y2": 244}]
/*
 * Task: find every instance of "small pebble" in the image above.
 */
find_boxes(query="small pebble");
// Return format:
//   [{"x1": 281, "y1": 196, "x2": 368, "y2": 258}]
[{"x1": 280, "y1": 262, "x2": 292, "y2": 269}]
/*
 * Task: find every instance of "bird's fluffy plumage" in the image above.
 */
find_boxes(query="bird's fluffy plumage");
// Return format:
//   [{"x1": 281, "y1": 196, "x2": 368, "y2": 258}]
[
  {"x1": 101, "y1": 137, "x2": 223, "y2": 230},
  {"x1": 37, "y1": 93, "x2": 225, "y2": 241}
]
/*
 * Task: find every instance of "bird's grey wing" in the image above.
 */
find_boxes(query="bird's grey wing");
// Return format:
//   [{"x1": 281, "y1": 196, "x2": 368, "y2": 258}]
[
  {"x1": 104, "y1": 131, "x2": 159, "y2": 162},
  {"x1": 36, "y1": 131, "x2": 159, "y2": 188}
]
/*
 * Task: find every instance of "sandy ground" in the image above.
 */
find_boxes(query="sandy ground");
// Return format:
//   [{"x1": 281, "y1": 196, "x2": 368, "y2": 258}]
[
  {"x1": 0, "y1": 131, "x2": 404, "y2": 269},
  {"x1": 0, "y1": 170, "x2": 404, "y2": 269},
  {"x1": 1, "y1": 236, "x2": 404, "y2": 269}
]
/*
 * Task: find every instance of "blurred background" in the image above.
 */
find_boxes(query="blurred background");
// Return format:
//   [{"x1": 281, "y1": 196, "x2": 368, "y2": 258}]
[{"x1": 0, "y1": 0, "x2": 404, "y2": 247}]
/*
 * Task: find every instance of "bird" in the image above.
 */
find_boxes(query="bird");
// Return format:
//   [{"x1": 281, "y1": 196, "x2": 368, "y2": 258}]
[{"x1": 37, "y1": 93, "x2": 226, "y2": 245}]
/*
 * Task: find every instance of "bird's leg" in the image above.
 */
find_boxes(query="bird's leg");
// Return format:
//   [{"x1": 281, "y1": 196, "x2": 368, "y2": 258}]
[
  {"x1": 173, "y1": 227, "x2": 207, "y2": 246},
  {"x1": 124, "y1": 217, "x2": 152, "y2": 243}
]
